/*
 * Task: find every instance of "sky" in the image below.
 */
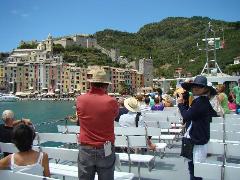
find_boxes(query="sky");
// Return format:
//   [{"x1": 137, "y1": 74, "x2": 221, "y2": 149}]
[{"x1": 0, "y1": 0, "x2": 239, "y2": 52}]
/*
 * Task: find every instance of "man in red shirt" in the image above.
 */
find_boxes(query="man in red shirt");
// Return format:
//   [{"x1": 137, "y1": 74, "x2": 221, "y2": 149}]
[{"x1": 76, "y1": 68, "x2": 119, "y2": 180}]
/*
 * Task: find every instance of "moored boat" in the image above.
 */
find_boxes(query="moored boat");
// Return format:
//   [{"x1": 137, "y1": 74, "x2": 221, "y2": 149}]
[{"x1": 0, "y1": 93, "x2": 19, "y2": 102}]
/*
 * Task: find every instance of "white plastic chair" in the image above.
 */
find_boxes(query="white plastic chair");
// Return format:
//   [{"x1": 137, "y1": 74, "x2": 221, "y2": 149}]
[
  {"x1": 145, "y1": 127, "x2": 167, "y2": 157},
  {"x1": 0, "y1": 142, "x2": 18, "y2": 154},
  {"x1": 194, "y1": 162, "x2": 223, "y2": 180},
  {"x1": 57, "y1": 125, "x2": 80, "y2": 134},
  {"x1": 0, "y1": 170, "x2": 59, "y2": 180},
  {"x1": 127, "y1": 135, "x2": 155, "y2": 180},
  {"x1": 212, "y1": 117, "x2": 224, "y2": 123},
  {"x1": 225, "y1": 165, "x2": 240, "y2": 180},
  {"x1": 37, "y1": 133, "x2": 78, "y2": 144}
]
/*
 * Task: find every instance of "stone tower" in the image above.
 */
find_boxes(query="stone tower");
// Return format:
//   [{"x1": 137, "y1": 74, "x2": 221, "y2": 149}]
[
  {"x1": 45, "y1": 33, "x2": 53, "y2": 52},
  {"x1": 139, "y1": 58, "x2": 153, "y2": 87}
]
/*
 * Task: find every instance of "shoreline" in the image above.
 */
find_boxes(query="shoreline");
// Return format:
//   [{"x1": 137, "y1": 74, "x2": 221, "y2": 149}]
[{"x1": 17, "y1": 97, "x2": 76, "y2": 101}]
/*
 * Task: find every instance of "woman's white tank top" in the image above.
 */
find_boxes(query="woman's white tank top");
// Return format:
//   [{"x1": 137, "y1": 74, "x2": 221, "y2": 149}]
[{"x1": 10, "y1": 152, "x2": 44, "y2": 176}]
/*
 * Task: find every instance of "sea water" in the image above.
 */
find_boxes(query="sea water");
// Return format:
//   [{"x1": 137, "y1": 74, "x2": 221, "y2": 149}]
[{"x1": 0, "y1": 100, "x2": 75, "y2": 133}]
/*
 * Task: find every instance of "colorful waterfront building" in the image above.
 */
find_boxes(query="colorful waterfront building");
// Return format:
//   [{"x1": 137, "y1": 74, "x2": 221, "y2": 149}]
[
  {"x1": 0, "y1": 62, "x2": 5, "y2": 88},
  {"x1": 69, "y1": 66, "x2": 87, "y2": 93}
]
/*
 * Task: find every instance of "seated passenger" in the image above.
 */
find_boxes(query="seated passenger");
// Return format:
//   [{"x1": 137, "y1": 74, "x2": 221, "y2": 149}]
[
  {"x1": 0, "y1": 124, "x2": 50, "y2": 177},
  {"x1": 0, "y1": 110, "x2": 32, "y2": 157},
  {"x1": 140, "y1": 97, "x2": 151, "y2": 112},
  {"x1": 228, "y1": 93, "x2": 236, "y2": 111},
  {"x1": 151, "y1": 96, "x2": 164, "y2": 111},
  {"x1": 119, "y1": 97, "x2": 156, "y2": 150},
  {"x1": 115, "y1": 97, "x2": 129, "y2": 122}
]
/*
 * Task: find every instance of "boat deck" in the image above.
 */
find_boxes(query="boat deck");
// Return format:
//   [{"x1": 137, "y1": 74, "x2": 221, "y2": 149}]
[{"x1": 52, "y1": 141, "x2": 189, "y2": 180}]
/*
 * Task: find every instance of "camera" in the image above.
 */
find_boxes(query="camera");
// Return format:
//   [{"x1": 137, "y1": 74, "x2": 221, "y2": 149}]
[
  {"x1": 177, "y1": 91, "x2": 189, "y2": 100},
  {"x1": 182, "y1": 91, "x2": 190, "y2": 101}
]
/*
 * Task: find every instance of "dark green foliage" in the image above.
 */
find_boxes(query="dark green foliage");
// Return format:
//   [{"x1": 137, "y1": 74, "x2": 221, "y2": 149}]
[
  {"x1": 18, "y1": 43, "x2": 38, "y2": 49},
  {"x1": 95, "y1": 16, "x2": 240, "y2": 78},
  {"x1": 226, "y1": 64, "x2": 240, "y2": 74},
  {"x1": 62, "y1": 45, "x2": 112, "y2": 67},
  {"x1": 53, "y1": 44, "x2": 65, "y2": 54}
]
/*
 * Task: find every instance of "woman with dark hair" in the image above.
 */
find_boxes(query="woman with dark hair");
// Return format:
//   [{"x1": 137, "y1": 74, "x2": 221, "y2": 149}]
[{"x1": 0, "y1": 124, "x2": 50, "y2": 177}]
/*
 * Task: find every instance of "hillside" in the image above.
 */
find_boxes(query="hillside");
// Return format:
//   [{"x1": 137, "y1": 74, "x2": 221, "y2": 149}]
[{"x1": 95, "y1": 16, "x2": 240, "y2": 77}]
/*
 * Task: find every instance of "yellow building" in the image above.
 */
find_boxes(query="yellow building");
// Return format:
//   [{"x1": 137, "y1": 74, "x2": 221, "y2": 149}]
[
  {"x1": 70, "y1": 66, "x2": 87, "y2": 93},
  {"x1": 136, "y1": 72, "x2": 144, "y2": 89},
  {"x1": 62, "y1": 63, "x2": 72, "y2": 93}
]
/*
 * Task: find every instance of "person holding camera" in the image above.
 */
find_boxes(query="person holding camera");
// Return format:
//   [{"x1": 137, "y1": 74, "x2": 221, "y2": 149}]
[{"x1": 177, "y1": 76, "x2": 217, "y2": 180}]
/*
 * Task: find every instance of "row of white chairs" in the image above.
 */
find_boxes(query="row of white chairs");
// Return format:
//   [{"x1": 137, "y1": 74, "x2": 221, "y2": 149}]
[
  {"x1": 195, "y1": 115, "x2": 240, "y2": 179},
  {"x1": 1, "y1": 127, "x2": 166, "y2": 180},
  {"x1": 0, "y1": 142, "x2": 134, "y2": 180},
  {"x1": 0, "y1": 170, "x2": 59, "y2": 180},
  {"x1": 194, "y1": 141, "x2": 240, "y2": 180},
  {"x1": 210, "y1": 116, "x2": 240, "y2": 144},
  {"x1": 212, "y1": 116, "x2": 240, "y2": 124},
  {"x1": 55, "y1": 126, "x2": 167, "y2": 179},
  {"x1": 114, "y1": 127, "x2": 168, "y2": 179},
  {"x1": 57, "y1": 124, "x2": 177, "y2": 147},
  {"x1": 195, "y1": 162, "x2": 240, "y2": 180},
  {"x1": 141, "y1": 112, "x2": 183, "y2": 134}
]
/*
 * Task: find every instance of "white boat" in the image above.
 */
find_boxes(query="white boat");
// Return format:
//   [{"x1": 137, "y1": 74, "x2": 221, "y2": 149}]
[{"x1": 0, "y1": 93, "x2": 19, "y2": 102}]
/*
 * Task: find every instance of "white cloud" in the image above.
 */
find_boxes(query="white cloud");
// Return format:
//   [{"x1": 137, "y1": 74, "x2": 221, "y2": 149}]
[{"x1": 10, "y1": 9, "x2": 30, "y2": 18}]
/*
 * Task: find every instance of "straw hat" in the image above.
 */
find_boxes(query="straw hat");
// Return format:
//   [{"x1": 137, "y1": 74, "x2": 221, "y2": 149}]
[
  {"x1": 88, "y1": 68, "x2": 111, "y2": 84},
  {"x1": 124, "y1": 97, "x2": 140, "y2": 112}
]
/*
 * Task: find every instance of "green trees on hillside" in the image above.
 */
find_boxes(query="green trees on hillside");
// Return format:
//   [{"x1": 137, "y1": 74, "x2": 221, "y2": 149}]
[
  {"x1": 18, "y1": 43, "x2": 38, "y2": 49},
  {"x1": 95, "y1": 16, "x2": 240, "y2": 78},
  {"x1": 55, "y1": 44, "x2": 113, "y2": 67}
]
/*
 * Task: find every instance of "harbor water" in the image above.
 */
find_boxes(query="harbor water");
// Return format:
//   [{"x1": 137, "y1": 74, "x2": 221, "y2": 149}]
[{"x1": 0, "y1": 101, "x2": 75, "y2": 133}]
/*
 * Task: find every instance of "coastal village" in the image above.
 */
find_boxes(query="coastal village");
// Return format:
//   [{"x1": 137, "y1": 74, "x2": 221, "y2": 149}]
[
  {"x1": 0, "y1": 31, "x2": 240, "y2": 99},
  {"x1": 0, "y1": 34, "x2": 156, "y2": 97},
  {"x1": 0, "y1": 2, "x2": 240, "y2": 178}
]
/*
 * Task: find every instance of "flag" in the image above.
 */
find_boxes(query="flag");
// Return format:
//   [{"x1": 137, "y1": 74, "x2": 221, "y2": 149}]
[{"x1": 221, "y1": 40, "x2": 225, "y2": 49}]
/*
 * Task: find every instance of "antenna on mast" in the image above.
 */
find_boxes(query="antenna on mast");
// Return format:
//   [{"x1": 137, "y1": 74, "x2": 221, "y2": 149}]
[{"x1": 198, "y1": 22, "x2": 223, "y2": 75}]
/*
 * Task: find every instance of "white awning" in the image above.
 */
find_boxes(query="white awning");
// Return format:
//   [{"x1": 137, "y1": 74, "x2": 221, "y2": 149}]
[
  {"x1": 29, "y1": 87, "x2": 34, "y2": 90},
  {"x1": 15, "y1": 92, "x2": 30, "y2": 97},
  {"x1": 15, "y1": 92, "x2": 23, "y2": 96},
  {"x1": 54, "y1": 89, "x2": 60, "y2": 92}
]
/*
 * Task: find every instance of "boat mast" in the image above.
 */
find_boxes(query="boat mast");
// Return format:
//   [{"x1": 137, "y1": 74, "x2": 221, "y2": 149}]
[{"x1": 199, "y1": 22, "x2": 223, "y2": 75}]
